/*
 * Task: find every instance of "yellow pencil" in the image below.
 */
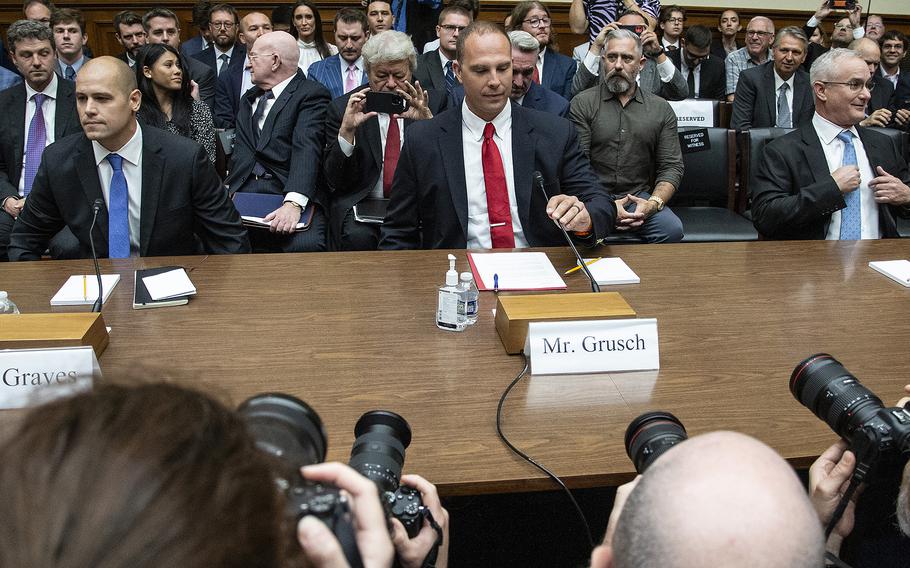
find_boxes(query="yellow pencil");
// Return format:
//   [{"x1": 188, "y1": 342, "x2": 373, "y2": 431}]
[
  {"x1": 564, "y1": 257, "x2": 602, "y2": 275},
  {"x1": 83, "y1": 274, "x2": 87, "y2": 300}
]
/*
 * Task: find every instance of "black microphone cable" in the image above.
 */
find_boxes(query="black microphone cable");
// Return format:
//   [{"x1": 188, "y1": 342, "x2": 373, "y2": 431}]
[{"x1": 89, "y1": 198, "x2": 104, "y2": 313}]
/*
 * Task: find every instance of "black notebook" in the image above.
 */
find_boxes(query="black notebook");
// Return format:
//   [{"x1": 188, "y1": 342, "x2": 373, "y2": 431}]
[
  {"x1": 232, "y1": 192, "x2": 315, "y2": 231},
  {"x1": 133, "y1": 266, "x2": 192, "y2": 309}
]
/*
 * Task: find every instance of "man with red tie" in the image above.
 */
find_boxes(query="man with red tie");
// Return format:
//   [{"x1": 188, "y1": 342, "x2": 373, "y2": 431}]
[
  {"x1": 379, "y1": 21, "x2": 616, "y2": 250},
  {"x1": 324, "y1": 30, "x2": 447, "y2": 251}
]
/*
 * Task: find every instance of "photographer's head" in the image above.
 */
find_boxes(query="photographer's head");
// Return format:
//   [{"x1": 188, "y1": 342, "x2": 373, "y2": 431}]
[
  {"x1": 592, "y1": 431, "x2": 825, "y2": 568},
  {"x1": 0, "y1": 383, "x2": 284, "y2": 568}
]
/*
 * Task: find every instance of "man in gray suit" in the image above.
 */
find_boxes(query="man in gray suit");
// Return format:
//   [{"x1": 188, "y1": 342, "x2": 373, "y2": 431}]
[{"x1": 572, "y1": 10, "x2": 687, "y2": 100}]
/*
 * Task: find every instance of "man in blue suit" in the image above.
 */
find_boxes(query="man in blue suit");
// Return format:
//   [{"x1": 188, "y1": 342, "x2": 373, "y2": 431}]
[
  {"x1": 307, "y1": 9, "x2": 369, "y2": 99},
  {"x1": 213, "y1": 12, "x2": 272, "y2": 129},
  {"x1": 379, "y1": 22, "x2": 615, "y2": 250},
  {"x1": 193, "y1": 4, "x2": 245, "y2": 79}
]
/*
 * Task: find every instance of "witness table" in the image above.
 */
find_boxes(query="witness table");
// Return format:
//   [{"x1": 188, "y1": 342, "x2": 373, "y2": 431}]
[{"x1": 2, "y1": 240, "x2": 909, "y2": 496}]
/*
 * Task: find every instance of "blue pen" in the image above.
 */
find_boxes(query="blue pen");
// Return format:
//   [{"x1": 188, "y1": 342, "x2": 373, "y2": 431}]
[{"x1": 493, "y1": 273, "x2": 499, "y2": 293}]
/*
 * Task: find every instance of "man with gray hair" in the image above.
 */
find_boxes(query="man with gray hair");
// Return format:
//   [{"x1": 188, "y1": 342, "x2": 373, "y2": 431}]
[
  {"x1": 507, "y1": 30, "x2": 569, "y2": 116},
  {"x1": 569, "y1": 27, "x2": 684, "y2": 243},
  {"x1": 751, "y1": 48, "x2": 910, "y2": 239},
  {"x1": 224, "y1": 31, "x2": 332, "y2": 252},
  {"x1": 0, "y1": 19, "x2": 80, "y2": 260},
  {"x1": 589, "y1": 431, "x2": 826, "y2": 568},
  {"x1": 731, "y1": 27, "x2": 814, "y2": 130},
  {"x1": 725, "y1": 16, "x2": 774, "y2": 100},
  {"x1": 324, "y1": 30, "x2": 445, "y2": 250}
]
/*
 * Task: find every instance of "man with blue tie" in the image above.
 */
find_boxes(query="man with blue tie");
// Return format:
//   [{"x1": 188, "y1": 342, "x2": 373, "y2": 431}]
[
  {"x1": 51, "y1": 8, "x2": 90, "y2": 81},
  {"x1": 413, "y1": 5, "x2": 471, "y2": 105},
  {"x1": 307, "y1": 9, "x2": 369, "y2": 99},
  {"x1": 213, "y1": 11, "x2": 272, "y2": 129},
  {"x1": 8, "y1": 57, "x2": 249, "y2": 260},
  {"x1": 751, "y1": 48, "x2": 910, "y2": 240}
]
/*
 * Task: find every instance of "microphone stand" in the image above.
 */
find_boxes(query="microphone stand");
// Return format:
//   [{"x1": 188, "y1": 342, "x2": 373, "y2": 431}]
[{"x1": 89, "y1": 199, "x2": 104, "y2": 312}]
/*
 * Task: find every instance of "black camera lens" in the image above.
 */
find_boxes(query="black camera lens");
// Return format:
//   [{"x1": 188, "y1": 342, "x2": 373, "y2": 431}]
[
  {"x1": 625, "y1": 411, "x2": 688, "y2": 474},
  {"x1": 790, "y1": 354, "x2": 885, "y2": 440},
  {"x1": 238, "y1": 393, "x2": 328, "y2": 467},
  {"x1": 349, "y1": 410, "x2": 412, "y2": 494}
]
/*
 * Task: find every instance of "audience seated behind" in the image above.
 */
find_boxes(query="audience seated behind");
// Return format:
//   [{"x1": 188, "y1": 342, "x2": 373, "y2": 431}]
[
  {"x1": 507, "y1": 1, "x2": 575, "y2": 100},
  {"x1": 388, "y1": 0, "x2": 443, "y2": 56},
  {"x1": 143, "y1": 8, "x2": 217, "y2": 110},
  {"x1": 667, "y1": 24, "x2": 726, "y2": 100},
  {"x1": 192, "y1": 4, "x2": 246, "y2": 81},
  {"x1": 112, "y1": 10, "x2": 148, "y2": 68},
  {"x1": 366, "y1": 0, "x2": 395, "y2": 36},
  {"x1": 711, "y1": 9, "x2": 741, "y2": 60},
  {"x1": 306, "y1": 8, "x2": 370, "y2": 99},
  {"x1": 51, "y1": 8, "x2": 90, "y2": 81},
  {"x1": 657, "y1": 5, "x2": 684, "y2": 52},
  {"x1": 801, "y1": 0, "x2": 864, "y2": 71},
  {"x1": 292, "y1": 0, "x2": 338, "y2": 76},
  {"x1": 849, "y1": 38, "x2": 897, "y2": 128},
  {"x1": 214, "y1": 11, "x2": 272, "y2": 129},
  {"x1": 413, "y1": 5, "x2": 473, "y2": 107},
  {"x1": 180, "y1": 0, "x2": 214, "y2": 58},
  {"x1": 725, "y1": 16, "x2": 774, "y2": 100}
]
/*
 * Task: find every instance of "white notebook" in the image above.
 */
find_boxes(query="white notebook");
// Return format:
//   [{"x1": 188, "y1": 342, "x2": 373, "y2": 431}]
[
  {"x1": 50, "y1": 274, "x2": 121, "y2": 306},
  {"x1": 868, "y1": 260, "x2": 910, "y2": 288},
  {"x1": 581, "y1": 258, "x2": 641, "y2": 286}
]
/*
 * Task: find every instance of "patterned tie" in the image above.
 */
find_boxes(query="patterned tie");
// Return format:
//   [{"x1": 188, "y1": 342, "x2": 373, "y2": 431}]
[
  {"x1": 64, "y1": 65, "x2": 75, "y2": 81},
  {"x1": 837, "y1": 131, "x2": 861, "y2": 240},
  {"x1": 252, "y1": 89, "x2": 273, "y2": 140},
  {"x1": 444, "y1": 60, "x2": 456, "y2": 94},
  {"x1": 776, "y1": 83, "x2": 791, "y2": 128},
  {"x1": 686, "y1": 68, "x2": 696, "y2": 98},
  {"x1": 345, "y1": 63, "x2": 357, "y2": 93},
  {"x1": 532, "y1": 63, "x2": 540, "y2": 85},
  {"x1": 23, "y1": 93, "x2": 47, "y2": 196},
  {"x1": 106, "y1": 153, "x2": 130, "y2": 258},
  {"x1": 218, "y1": 53, "x2": 230, "y2": 76},
  {"x1": 383, "y1": 117, "x2": 400, "y2": 197},
  {"x1": 482, "y1": 123, "x2": 515, "y2": 249}
]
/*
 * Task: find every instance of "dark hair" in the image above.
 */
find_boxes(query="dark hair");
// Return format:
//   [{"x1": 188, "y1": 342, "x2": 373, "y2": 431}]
[
  {"x1": 209, "y1": 3, "x2": 239, "y2": 25},
  {"x1": 880, "y1": 29, "x2": 909, "y2": 52},
  {"x1": 446, "y1": 0, "x2": 478, "y2": 20},
  {"x1": 659, "y1": 4, "x2": 685, "y2": 23},
  {"x1": 717, "y1": 9, "x2": 739, "y2": 25},
  {"x1": 438, "y1": 5, "x2": 472, "y2": 25},
  {"x1": 507, "y1": 1, "x2": 559, "y2": 51},
  {"x1": 22, "y1": 0, "x2": 52, "y2": 12},
  {"x1": 143, "y1": 7, "x2": 180, "y2": 31},
  {"x1": 456, "y1": 19, "x2": 508, "y2": 63},
  {"x1": 334, "y1": 7, "x2": 368, "y2": 33},
  {"x1": 684, "y1": 24, "x2": 712, "y2": 50},
  {"x1": 135, "y1": 43, "x2": 194, "y2": 135},
  {"x1": 292, "y1": 0, "x2": 331, "y2": 59},
  {"x1": 271, "y1": 4, "x2": 294, "y2": 28},
  {"x1": 6, "y1": 18, "x2": 52, "y2": 52},
  {"x1": 0, "y1": 383, "x2": 283, "y2": 568},
  {"x1": 191, "y1": 0, "x2": 212, "y2": 29},
  {"x1": 113, "y1": 10, "x2": 143, "y2": 31},
  {"x1": 49, "y1": 7, "x2": 84, "y2": 34}
]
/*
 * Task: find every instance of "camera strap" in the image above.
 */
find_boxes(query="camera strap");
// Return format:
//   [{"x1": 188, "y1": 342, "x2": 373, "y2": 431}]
[{"x1": 419, "y1": 508, "x2": 444, "y2": 568}]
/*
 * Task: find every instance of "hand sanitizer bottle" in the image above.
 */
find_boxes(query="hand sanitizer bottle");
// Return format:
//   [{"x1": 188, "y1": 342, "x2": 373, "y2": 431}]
[{"x1": 436, "y1": 254, "x2": 466, "y2": 332}]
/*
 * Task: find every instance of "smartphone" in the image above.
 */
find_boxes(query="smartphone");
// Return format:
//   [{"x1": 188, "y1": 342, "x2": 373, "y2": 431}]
[
  {"x1": 364, "y1": 92, "x2": 409, "y2": 115},
  {"x1": 828, "y1": 0, "x2": 856, "y2": 10},
  {"x1": 617, "y1": 24, "x2": 646, "y2": 36}
]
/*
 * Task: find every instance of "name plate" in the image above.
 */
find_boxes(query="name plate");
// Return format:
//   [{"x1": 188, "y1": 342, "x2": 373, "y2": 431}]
[
  {"x1": 0, "y1": 346, "x2": 99, "y2": 410},
  {"x1": 526, "y1": 319, "x2": 659, "y2": 375},
  {"x1": 669, "y1": 99, "x2": 715, "y2": 127}
]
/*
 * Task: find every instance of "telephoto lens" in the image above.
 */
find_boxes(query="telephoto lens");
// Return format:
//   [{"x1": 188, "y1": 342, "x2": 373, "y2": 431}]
[
  {"x1": 624, "y1": 411, "x2": 688, "y2": 474},
  {"x1": 349, "y1": 410, "x2": 413, "y2": 493}
]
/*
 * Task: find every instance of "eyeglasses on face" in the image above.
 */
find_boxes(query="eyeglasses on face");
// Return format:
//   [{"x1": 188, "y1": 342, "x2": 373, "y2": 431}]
[
  {"x1": 211, "y1": 21, "x2": 235, "y2": 30},
  {"x1": 821, "y1": 79, "x2": 876, "y2": 92},
  {"x1": 745, "y1": 30, "x2": 772, "y2": 37},
  {"x1": 439, "y1": 24, "x2": 466, "y2": 32},
  {"x1": 665, "y1": 17, "x2": 684, "y2": 24},
  {"x1": 523, "y1": 17, "x2": 550, "y2": 28}
]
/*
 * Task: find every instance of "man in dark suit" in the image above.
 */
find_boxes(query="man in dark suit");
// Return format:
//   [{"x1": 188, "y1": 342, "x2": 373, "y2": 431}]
[
  {"x1": 849, "y1": 38, "x2": 896, "y2": 129},
  {"x1": 325, "y1": 31, "x2": 446, "y2": 250},
  {"x1": 51, "y1": 8, "x2": 90, "y2": 81},
  {"x1": 0, "y1": 20, "x2": 82, "y2": 260},
  {"x1": 751, "y1": 49, "x2": 910, "y2": 240},
  {"x1": 213, "y1": 12, "x2": 272, "y2": 129},
  {"x1": 112, "y1": 11, "x2": 147, "y2": 68},
  {"x1": 9, "y1": 57, "x2": 249, "y2": 260},
  {"x1": 379, "y1": 22, "x2": 616, "y2": 250},
  {"x1": 224, "y1": 31, "x2": 331, "y2": 252},
  {"x1": 180, "y1": 0, "x2": 213, "y2": 59},
  {"x1": 413, "y1": 5, "x2": 471, "y2": 104},
  {"x1": 390, "y1": 0, "x2": 442, "y2": 55},
  {"x1": 732, "y1": 27, "x2": 814, "y2": 130},
  {"x1": 144, "y1": 8, "x2": 217, "y2": 110},
  {"x1": 506, "y1": 30, "x2": 568, "y2": 116},
  {"x1": 669, "y1": 25, "x2": 725, "y2": 100},
  {"x1": 306, "y1": 9, "x2": 369, "y2": 99},
  {"x1": 193, "y1": 4, "x2": 244, "y2": 80}
]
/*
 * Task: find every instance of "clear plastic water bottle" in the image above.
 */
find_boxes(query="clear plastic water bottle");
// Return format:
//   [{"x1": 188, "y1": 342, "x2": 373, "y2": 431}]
[
  {"x1": 459, "y1": 272, "x2": 478, "y2": 325},
  {"x1": 0, "y1": 291, "x2": 20, "y2": 314}
]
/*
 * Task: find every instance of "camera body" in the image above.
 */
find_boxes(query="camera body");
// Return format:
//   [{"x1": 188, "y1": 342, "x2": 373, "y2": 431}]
[
  {"x1": 828, "y1": 0, "x2": 857, "y2": 10},
  {"x1": 624, "y1": 411, "x2": 688, "y2": 474}
]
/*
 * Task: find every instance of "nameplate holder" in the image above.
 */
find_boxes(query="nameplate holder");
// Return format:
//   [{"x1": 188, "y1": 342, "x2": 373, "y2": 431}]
[
  {"x1": 0, "y1": 346, "x2": 99, "y2": 410},
  {"x1": 525, "y1": 319, "x2": 659, "y2": 375},
  {"x1": 0, "y1": 313, "x2": 109, "y2": 356}
]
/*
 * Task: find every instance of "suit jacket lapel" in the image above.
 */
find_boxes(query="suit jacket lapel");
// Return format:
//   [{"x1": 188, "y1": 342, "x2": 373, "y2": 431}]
[
  {"x1": 510, "y1": 104, "x2": 535, "y2": 231},
  {"x1": 75, "y1": 137, "x2": 108, "y2": 246},
  {"x1": 365, "y1": 115, "x2": 383, "y2": 171},
  {"x1": 799, "y1": 123, "x2": 831, "y2": 184},
  {"x1": 10, "y1": 86, "x2": 26, "y2": 175},
  {"x1": 257, "y1": 72, "x2": 300, "y2": 150},
  {"x1": 793, "y1": 72, "x2": 809, "y2": 122},
  {"x1": 428, "y1": 52, "x2": 446, "y2": 91},
  {"x1": 55, "y1": 81, "x2": 76, "y2": 139},
  {"x1": 438, "y1": 108, "x2": 468, "y2": 237},
  {"x1": 139, "y1": 131, "x2": 164, "y2": 256},
  {"x1": 763, "y1": 64, "x2": 777, "y2": 124}
]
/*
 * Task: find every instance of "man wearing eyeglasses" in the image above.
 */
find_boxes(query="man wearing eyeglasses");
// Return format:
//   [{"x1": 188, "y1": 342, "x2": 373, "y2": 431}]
[
  {"x1": 193, "y1": 4, "x2": 243, "y2": 79},
  {"x1": 725, "y1": 16, "x2": 774, "y2": 101},
  {"x1": 801, "y1": 0, "x2": 865, "y2": 70},
  {"x1": 658, "y1": 6, "x2": 684, "y2": 52},
  {"x1": 731, "y1": 27, "x2": 813, "y2": 130},
  {"x1": 414, "y1": 5, "x2": 472, "y2": 104},
  {"x1": 849, "y1": 38, "x2": 899, "y2": 129},
  {"x1": 751, "y1": 48, "x2": 910, "y2": 240},
  {"x1": 666, "y1": 25, "x2": 725, "y2": 100}
]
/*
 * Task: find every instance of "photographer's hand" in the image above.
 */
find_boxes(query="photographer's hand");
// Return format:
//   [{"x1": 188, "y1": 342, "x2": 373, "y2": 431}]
[
  {"x1": 390, "y1": 474, "x2": 450, "y2": 568},
  {"x1": 298, "y1": 462, "x2": 395, "y2": 568},
  {"x1": 809, "y1": 441, "x2": 858, "y2": 554}
]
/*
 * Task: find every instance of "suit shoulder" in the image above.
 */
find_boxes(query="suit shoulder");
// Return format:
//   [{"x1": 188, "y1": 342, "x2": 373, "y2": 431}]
[
  {"x1": 143, "y1": 126, "x2": 207, "y2": 158},
  {"x1": 0, "y1": 81, "x2": 25, "y2": 101},
  {"x1": 550, "y1": 50, "x2": 574, "y2": 68},
  {"x1": 763, "y1": 128, "x2": 807, "y2": 154},
  {"x1": 43, "y1": 131, "x2": 87, "y2": 159}
]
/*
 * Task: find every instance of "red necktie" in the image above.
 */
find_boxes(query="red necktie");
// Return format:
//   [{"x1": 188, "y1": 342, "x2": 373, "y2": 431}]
[
  {"x1": 383, "y1": 116, "x2": 400, "y2": 197},
  {"x1": 482, "y1": 122, "x2": 515, "y2": 249},
  {"x1": 532, "y1": 65, "x2": 540, "y2": 84}
]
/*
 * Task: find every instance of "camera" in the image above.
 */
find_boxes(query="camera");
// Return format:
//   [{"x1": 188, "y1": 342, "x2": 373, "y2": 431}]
[
  {"x1": 238, "y1": 393, "x2": 363, "y2": 568},
  {"x1": 828, "y1": 0, "x2": 857, "y2": 10},
  {"x1": 349, "y1": 410, "x2": 429, "y2": 538},
  {"x1": 790, "y1": 354, "x2": 910, "y2": 475},
  {"x1": 624, "y1": 411, "x2": 688, "y2": 473}
]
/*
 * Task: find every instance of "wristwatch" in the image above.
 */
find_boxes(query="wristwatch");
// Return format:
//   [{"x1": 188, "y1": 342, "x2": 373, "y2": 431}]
[
  {"x1": 645, "y1": 45, "x2": 665, "y2": 59},
  {"x1": 283, "y1": 200, "x2": 303, "y2": 210},
  {"x1": 648, "y1": 195, "x2": 665, "y2": 211}
]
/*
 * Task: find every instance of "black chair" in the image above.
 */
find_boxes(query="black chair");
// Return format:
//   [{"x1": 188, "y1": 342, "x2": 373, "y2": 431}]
[
  {"x1": 737, "y1": 127, "x2": 795, "y2": 221},
  {"x1": 672, "y1": 127, "x2": 757, "y2": 242},
  {"x1": 876, "y1": 128, "x2": 910, "y2": 237}
]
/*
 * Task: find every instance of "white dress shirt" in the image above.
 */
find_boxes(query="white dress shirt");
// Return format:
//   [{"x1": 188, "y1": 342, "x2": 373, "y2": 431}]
[
  {"x1": 92, "y1": 122, "x2": 144, "y2": 253},
  {"x1": 253, "y1": 73, "x2": 309, "y2": 209},
  {"x1": 812, "y1": 113, "x2": 880, "y2": 240},
  {"x1": 339, "y1": 55, "x2": 365, "y2": 92},
  {"x1": 297, "y1": 40, "x2": 338, "y2": 76},
  {"x1": 773, "y1": 71, "x2": 795, "y2": 122},
  {"x1": 215, "y1": 44, "x2": 235, "y2": 75},
  {"x1": 461, "y1": 103, "x2": 528, "y2": 249},
  {"x1": 536, "y1": 47, "x2": 547, "y2": 82},
  {"x1": 240, "y1": 66, "x2": 254, "y2": 98},
  {"x1": 661, "y1": 38, "x2": 680, "y2": 51},
  {"x1": 19, "y1": 74, "x2": 59, "y2": 194},
  {"x1": 338, "y1": 113, "x2": 405, "y2": 199},
  {"x1": 880, "y1": 66, "x2": 899, "y2": 89}
]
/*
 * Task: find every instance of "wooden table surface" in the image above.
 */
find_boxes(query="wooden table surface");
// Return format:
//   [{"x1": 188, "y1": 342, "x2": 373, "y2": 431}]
[{"x1": 2, "y1": 240, "x2": 909, "y2": 496}]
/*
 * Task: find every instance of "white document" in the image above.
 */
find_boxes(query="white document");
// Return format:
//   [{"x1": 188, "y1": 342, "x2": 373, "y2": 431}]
[
  {"x1": 50, "y1": 274, "x2": 121, "y2": 306},
  {"x1": 526, "y1": 319, "x2": 660, "y2": 375},
  {"x1": 581, "y1": 258, "x2": 640, "y2": 285},
  {"x1": 869, "y1": 260, "x2": 910, "y2": 287},
  {"x1": 668, "y1": 99, "x2": 715, "y2": 127},
  {"x1": 142, "y1": 268, "x2": 197, "y2": 301},
  {"x1": 0, "y1": 346, "x2": 98, "y2": 410},
  {"x1": 468, "y1": 252, "x2": 566, "y2": 291}
]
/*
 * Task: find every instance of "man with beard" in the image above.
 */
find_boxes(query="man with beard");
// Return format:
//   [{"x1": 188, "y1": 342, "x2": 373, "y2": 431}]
[
  {"x1": 193, "y1": 4, "x2": 244, "y2": 79},
  {"x1": 569, "y1": 28, "x2": 684, "y2": 243},
  {"x1": 112, "y1": 11, "x2": 146, "y2": 68},
  {"x1": 307, "y1": 8, "x2": 369, "y2": 99}
]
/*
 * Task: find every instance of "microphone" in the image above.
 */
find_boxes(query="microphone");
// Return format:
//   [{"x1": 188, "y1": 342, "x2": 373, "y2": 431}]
[
  {"x1": 89, "y1": 199, "x2": 104, "y2": 313},
  {"x1": 534, "y1": 171, "x2": 600, "y2": 293}
]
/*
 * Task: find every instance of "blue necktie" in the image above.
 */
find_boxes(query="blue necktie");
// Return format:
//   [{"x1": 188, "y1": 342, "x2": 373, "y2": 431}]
[
  {"x1": 837, "y1": 131, "x2": 861, "y2": 240},
  {"x1": 64, "y1": 65, "x2": 75, "y2": 81},
  {"x1": 444, "y1": 60, "x2": 456, "y2": 95},
  {"x1": 106, "y1": 153, "x2": 130, "y2": 258}
]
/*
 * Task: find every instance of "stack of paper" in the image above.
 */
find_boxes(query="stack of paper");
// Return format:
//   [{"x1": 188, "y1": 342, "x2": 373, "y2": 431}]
[
  {"x1": 869, "y1": 260, "x2": 910, "y2": 288},
  {"x1": 50, "y1": 274, "x2": 121, "y2": 306},
  {"x1": 467, "y1": 252, "x2": 567, "y2": 291},
  {"x1": 580, "y1": 258, "x2": 640, "y2": 285}
]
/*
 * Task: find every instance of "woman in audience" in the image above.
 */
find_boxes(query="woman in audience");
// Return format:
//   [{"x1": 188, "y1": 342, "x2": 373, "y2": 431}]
[
  {"x1": 292, "y1": 0, "x2": 336, "y2": 75},
  {"x1": 809, "y1": 24, "x2": 829, "y2": 47},
  {"x1": 135, "y1": 43, "x2": 217, "y2": 163}
]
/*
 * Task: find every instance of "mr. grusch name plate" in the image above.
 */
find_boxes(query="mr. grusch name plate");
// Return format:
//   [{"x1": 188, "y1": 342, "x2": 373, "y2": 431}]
[
  {"x1": 0, "y1": 346, "x2": 98, "y2": 409},
  {"x1": 526, "y1": 319, "x2": 659, "y2": 375}
]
